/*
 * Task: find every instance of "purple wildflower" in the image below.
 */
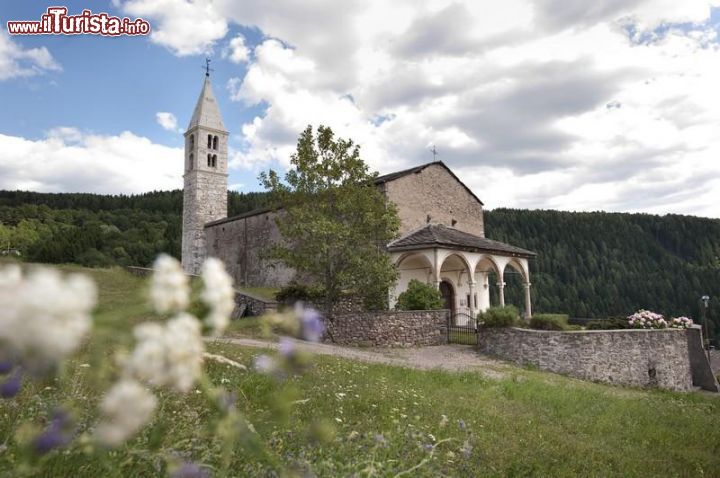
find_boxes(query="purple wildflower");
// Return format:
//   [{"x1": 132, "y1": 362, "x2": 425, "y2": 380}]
[
  {"x1": 171, "y1": 462, "x2": 210, "y2": 478},
  {"x1": 299, "y1": 306, "x2": 324, "y2": 342},
  {"x1": 32, "y1": 409, "x2": 74, "y2": 454},
  {"x1": 0, "y1": 360, "x2": 13, "y2": 375},
  {"x1": 0, "y1": 370, "x2": 22, "y2": 398},
  {"x1": 423, "y1": 443, "x2": 434, "y2": 452},
  {"x1": 279, "y1": 337, "x2": 296, "y2": 358}
]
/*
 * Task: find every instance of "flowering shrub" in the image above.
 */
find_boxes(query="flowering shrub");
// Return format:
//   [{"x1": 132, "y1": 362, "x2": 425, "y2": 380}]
[
  {"x1": 627, "y1": 310, "x2": 667, "y2": 329},
  {"x1": 669, "y1": 316, "x2": 694, "y2": 329}
]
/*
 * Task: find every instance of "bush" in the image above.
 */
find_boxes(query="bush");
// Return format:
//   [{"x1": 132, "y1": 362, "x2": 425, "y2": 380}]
[
  {"x1": 275, "y1": 282, "x2": 325, "y2": 304},
  {"x1": 478, "y1": 305, "x2": 519, "y2": 328},
  {"x1": 586, "y1": 318, "x2": 629, "y2": 330},
  {"x1": 395, "y1": 279, "x2": 444, "y2": 310},
  {"x1": 529, "y1": 314, "x2": 569, "y2": 331}
]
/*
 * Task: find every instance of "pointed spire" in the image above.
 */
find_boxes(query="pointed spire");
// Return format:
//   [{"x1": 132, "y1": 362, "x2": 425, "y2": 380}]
[{"x1": 187, "y1": 75, "x2": 226, "y2": 132}]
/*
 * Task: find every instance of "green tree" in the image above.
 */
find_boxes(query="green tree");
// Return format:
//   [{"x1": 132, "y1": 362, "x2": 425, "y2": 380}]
[
  {"x1": 395, "y1": 279, "x2": 444, "y2": 310},
  {"x1": 260, "y1": 125, "x2": 400, "y2": 311}
]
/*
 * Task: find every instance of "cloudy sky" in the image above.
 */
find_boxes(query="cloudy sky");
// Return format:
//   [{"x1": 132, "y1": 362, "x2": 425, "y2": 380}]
[{"x1": 2, "y1": 1, "x2": 720, "y2": 217}]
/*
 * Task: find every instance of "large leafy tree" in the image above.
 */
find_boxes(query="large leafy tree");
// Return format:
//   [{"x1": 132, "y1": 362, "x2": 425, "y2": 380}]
[{"x1": 260, "y1": 125, "x2": 400, "y2": 311}]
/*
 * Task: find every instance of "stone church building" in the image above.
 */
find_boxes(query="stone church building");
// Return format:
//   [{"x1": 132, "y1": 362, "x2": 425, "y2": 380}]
[{"x1": 181, "y1": 74, "x2": 536, "y2": 318}]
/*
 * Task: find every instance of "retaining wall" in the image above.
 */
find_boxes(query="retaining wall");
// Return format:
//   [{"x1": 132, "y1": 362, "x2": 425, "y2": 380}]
[
  {"x1": 324, "y1": 310, "x2": 449, "y2": 347},
  {"x1": 478, "y1": 327, "x2": 701, "y2": 392}
]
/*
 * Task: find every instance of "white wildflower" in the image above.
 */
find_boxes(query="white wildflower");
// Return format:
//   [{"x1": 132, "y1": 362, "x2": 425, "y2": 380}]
[
  {"x1": 200, "y1": 258, "x2": 234, "y2": 335},
  {"x1": 95, "y1": 379, "x2": 157, "y2": 447},
  {"x1": 125, "y1": 313, "x2": 204, "y2": 392},
  {"x1": 0, "y1": 266, "x2": 96, "y2": 366},
  {"x1": 150, "y1": 254, "x2": 189, "y2": 314}
]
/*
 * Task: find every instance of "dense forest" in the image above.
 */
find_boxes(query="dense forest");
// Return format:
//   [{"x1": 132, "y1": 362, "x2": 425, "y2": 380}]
[{"x1": 1, "y1": 189, "x2": 718, "y2": 343}]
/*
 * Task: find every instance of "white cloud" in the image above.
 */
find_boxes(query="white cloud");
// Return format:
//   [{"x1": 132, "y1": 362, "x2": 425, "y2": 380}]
[
  {"x1": 222, "y1": 34, "x2": 250, "y2": 63},
  {"x1": 45, "y1": 1, "x2": 720, "y2": 217},
  {"x1": 155, "y1": 112, "x2": 180, "y2": 132},
  {"x1": 0, "y1": 129, "x2": 182, "y2": 194},
  {"x1": 119, "y1": 0, "x2": 228, "y2": 56},
  {"x1": 0, "y1": 32, "x2": 61, "y2": 80}
]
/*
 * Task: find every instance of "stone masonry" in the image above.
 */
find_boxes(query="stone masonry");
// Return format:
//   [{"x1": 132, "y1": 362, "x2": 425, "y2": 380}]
[
  {"x1": 478, "y1": 327, "x2": 696, "y2": 391},
  {"x1": 323, "y1": 310, "x2": 449, "y2": 347},
  {"x1": 181, "y1": 75, "x2": 228, "y2": 275},
  {"x1": 381, "y1": 163, "x2": 485, "y2": 237}
]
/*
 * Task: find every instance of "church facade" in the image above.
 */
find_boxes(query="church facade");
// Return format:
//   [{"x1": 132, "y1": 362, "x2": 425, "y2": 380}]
[{"x1": 181, "y1": 74, "x2": 536, "y2": 318}]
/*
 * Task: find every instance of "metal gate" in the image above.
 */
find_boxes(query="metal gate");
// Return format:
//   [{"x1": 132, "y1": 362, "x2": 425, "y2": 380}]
[{"x1": 447, "y1": 312, "x2": 478, "y2": 345}]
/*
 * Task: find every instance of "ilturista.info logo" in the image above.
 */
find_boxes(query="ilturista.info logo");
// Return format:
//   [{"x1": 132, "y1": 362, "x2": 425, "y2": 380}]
[{"x1": 6, "y1": 7, "x2": 151, "y2": 36}]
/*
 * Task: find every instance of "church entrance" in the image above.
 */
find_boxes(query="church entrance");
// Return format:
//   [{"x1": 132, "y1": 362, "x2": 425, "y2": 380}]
[{"x1": 439, "y1": 280, "x2": 455, "y2": 316}]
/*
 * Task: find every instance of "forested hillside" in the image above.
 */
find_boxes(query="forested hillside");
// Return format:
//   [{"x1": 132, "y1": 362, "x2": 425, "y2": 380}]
[{"x1": 1, "y1": 190, "x2": 718, "y2": 343}]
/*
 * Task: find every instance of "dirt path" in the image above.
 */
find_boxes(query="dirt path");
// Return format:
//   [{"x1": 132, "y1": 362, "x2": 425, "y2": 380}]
[{"x1": 211, "y1": 336, "x2": 509, "y2": 379}]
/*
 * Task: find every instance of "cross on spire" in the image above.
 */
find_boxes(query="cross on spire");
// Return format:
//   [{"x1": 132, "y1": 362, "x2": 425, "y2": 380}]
[
  {"x1": 203, "y1": 57, "x2": 214, "y2": 77},
  {"x1": 430, "y1": 144, "x2": 439, "y2": 160}
]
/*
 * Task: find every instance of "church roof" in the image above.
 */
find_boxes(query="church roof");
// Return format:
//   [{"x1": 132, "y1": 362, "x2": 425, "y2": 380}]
[
  {"x1": 375, "y1": 161, "x2": 484, "y2": 206},
  {"x1": 187, "y1": 75, "x2": 226, "y2": 132},
  {"x1": 387, "y1": 223, "x2": 536, "y2": 258}
]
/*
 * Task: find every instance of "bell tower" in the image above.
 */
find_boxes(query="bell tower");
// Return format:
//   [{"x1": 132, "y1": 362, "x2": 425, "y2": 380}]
[{"x1": 181, "y1": 65, "x2": 228, "y2": 274}]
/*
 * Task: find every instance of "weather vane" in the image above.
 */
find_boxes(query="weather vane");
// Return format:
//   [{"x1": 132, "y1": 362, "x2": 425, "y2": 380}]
[
  {"x1": 203, "y1": 57, "x2": 214, "y2": 77},
  {"x1": 430, "y1": 144, "x2": 439, "y2": 160}
]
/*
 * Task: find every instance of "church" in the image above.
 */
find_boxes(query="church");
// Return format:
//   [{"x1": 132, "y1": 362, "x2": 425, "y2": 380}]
[{"x1": 181, "y1": 73, "x2": 536, "y2": 319}]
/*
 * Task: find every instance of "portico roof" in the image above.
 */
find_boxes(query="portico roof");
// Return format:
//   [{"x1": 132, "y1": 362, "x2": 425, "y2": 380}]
[{"x1": 387, "y1": 223, "x2": 536, "y2": 258}]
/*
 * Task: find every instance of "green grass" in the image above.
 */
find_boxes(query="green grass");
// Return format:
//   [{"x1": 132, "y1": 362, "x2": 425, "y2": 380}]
[
  {"x1": 2, "y1": 264, "x2": 720, "y2": 477},
  {"x1": 237, "y1": 286, "x2": 279, "y2": 301}
]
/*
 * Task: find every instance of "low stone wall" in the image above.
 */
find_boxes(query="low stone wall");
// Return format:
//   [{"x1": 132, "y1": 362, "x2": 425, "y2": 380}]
[
  {"x1": 233, "y1": 291, "x2": 278, "y2": 318},
  {"x1": 478, "y1": 327, "x2": 697, "y2": 392},
  {"x1": 324, "y1": 310, "x2": 449, "y2": 347}
]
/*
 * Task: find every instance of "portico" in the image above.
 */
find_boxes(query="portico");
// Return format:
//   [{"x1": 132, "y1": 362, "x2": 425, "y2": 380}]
[{"x1": 388, "y1": 224, "x2": 535, "y2": 321}]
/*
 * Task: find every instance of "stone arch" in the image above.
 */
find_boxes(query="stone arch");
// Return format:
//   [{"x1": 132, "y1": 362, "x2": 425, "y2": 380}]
[{"x1": 505, "y1": 258, "x2": 529, "y2": 283}]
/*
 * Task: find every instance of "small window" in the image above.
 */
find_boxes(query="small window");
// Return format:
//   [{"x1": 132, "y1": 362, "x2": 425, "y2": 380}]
[
  {"x1": 207, "y1": 153, "x2": 212, "y2": 167},
  {"x1": 213, "y1": 135, "x2": 218, "y2": 150},
  {"x1": 189, "y1": 153, "x2": 194, "y2": 170},
  {"x1": 212, "y1": 154, "x2": 217, "y2": 167},
  {"x1": 207, "y1": 134, "x2": 212, "y2": 148},
  {"x1": 189, "y1": 134, "x2": 194, "y2": 149}
]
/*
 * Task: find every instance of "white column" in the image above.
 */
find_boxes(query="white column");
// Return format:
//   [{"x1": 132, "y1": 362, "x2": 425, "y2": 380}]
[
  {"x1": 433, "y1": 248, "x2": 441, "y2": 289},
  {"x1": 497, "y1": 281, "x2": 506, "y2": 307},
  {"x1": 468, "y1": 281, "x2": 476, "y2": 317},
  {"x1": 523, "y1": 282, "x2": 532, "y2": 319}
]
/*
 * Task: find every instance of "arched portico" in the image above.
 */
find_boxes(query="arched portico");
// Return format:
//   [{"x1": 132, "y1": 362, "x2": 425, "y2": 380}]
[{"x1": 388, "y1": 224, "x2": 536, "y2": 319}]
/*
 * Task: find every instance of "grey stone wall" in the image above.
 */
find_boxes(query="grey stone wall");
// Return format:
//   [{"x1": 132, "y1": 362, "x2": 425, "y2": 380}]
[
  {"x1": 205, "y1": 210, "x2": 295, "y2": 288},
  {"x1": 233, "y1": 291, "x2": 278, "y2": 318},
  {"x1": 478, "y1": 327, "x2": 695, "y2": 392},
  {"x1": 181, "y1": 123, "x2": 228, "y2": 275},
  {"x1": 324, "y1": 310, "x2": 449, "y2": 347},
  {"x1": 382, "y1": 163, "x2": 485, "y2": 237}
]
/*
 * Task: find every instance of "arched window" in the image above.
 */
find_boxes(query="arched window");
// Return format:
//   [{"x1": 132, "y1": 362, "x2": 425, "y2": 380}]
[
  {"x1": 207, "y1": 134, "x2": 212, "y2": 148},
  {"x1": 213, "y1": 136, "x2": 218, "y2": 150},
  {"x1": 189, "y1": 134, "x2": 194, "y2": 149},
  {"x1": 189, "y1": 153, "x2": 194, "y2": 170},
  {"x1": 207, "y1": 154, "x2": 212, "y2": 167},
  {"x1": 212, "y1": 154, "x2": 217, "y2": 167}
]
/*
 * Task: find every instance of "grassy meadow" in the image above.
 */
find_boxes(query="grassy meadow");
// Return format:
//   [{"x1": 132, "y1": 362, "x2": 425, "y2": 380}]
[{"x1": 1, "y1": 265, "x2": 720, "y2": 477}]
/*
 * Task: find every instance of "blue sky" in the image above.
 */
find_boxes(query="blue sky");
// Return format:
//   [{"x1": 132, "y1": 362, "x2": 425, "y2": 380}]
[
  {"x1": 2, "y1": 1, "x2": 720, "y2": 217},
  {"x1": 1, "y1": 1, "x2": 268, "y2": 191}
]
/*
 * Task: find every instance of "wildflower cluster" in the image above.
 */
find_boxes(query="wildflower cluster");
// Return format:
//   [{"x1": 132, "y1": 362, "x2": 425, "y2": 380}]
[
  {"x1": 0, "y1": 264, "x2": 96, "y2": 394},
  {"x1": 669, "y1": 316, "x2": 694, "y2": 329},
  {"x1": 627, "y1": 310, "x2": 667, "y2": 329},
  {"x1": 253, "y1": 303, "x2": 325, "y2": 378},
  {"x1": 96, "y1": 254, "x2": 234, "y2": 447}
]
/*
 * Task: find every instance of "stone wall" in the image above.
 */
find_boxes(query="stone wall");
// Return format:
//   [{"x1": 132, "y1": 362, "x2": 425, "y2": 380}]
[
  {"x1": 205, "y1": 209, "x2": 295, "y2": 288},
  {"x1": 233, "y1": 290, "x2": 278, "y2": 318},
  {"x1": 478, "y1": 327, "x2": 697, "y2": 392},
  {"x1": 382, "y1": 163, "x2": 485, "y2": 237},
  {"x1": 324, "y1": 310, "x2": 449, "y2": 347}
]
